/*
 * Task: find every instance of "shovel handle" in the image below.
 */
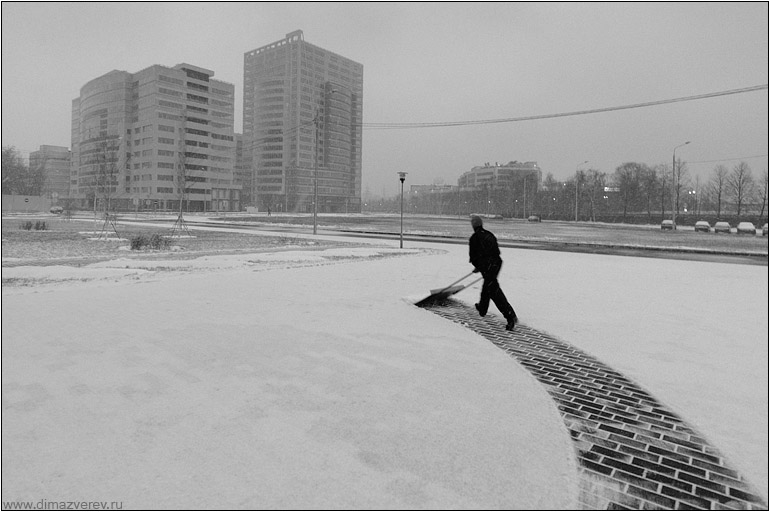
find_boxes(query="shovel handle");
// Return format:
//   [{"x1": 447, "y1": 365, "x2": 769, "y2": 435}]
[
  {"x1": 466, "y1": 277, "x2": 483, "y2": 288},
  {"x1": 435, "y1": 272, "x2": 475, "y2": 294}
]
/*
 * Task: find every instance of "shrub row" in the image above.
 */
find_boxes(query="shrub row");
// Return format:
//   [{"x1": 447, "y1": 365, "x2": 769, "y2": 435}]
[
  {"x1": 129, "y1": 233, "x2": 170, "y2": 251},
  {"x1": 19, "y1": 221, "x2": 47, "y2": 231}
]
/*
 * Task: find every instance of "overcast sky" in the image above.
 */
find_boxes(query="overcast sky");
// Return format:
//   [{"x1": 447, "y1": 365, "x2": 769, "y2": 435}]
[{"x1": 2, "y1": 2, "x2": 767, "y2": 197}]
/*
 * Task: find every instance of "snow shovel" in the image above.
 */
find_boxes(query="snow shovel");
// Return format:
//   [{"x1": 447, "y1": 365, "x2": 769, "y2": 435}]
[{"x1": 415, "y1": 272, "x2": 483, "y2": 306}]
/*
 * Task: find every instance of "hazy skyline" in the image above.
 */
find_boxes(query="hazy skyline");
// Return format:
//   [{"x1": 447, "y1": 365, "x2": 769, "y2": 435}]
[{"x1": 2, "y1": 2, "x2": 767, "y2": 198}]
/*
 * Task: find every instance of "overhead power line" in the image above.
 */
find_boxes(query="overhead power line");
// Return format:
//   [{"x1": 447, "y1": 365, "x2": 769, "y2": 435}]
[
  {"x1": 688, "y1": 154, "x2": 768, "y2": 164},
  {"x1": 361, "y1": 84, "x2": 769, "y2": 130}
]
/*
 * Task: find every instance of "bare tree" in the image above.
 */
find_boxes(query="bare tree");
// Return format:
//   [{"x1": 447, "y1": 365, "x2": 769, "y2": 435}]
[
  {"x1": 28, "y1": 153, "x2": 51, "y2": 198},
  {"x1": 655, "y1": 164, "x2": 670, "y2": 218},
  {"x1": 80, "y1": 135, "x2": 122, "y2": 215},
  {"x1": 76, "y1": 135, "x2": 123, "y2": 238},
  {"x1": 708, "y1": 165, "x2": 729, "y2": 218},
  {"x1": 96, "y1": 136, "x2": 121, "y2": 213},
  {"x1": 673, "y1": 157, "x2": 690, "y2": 219},
  {"x1": 584, "y1": 169, "x2": 606, "y2": 222},
  {"x1": 171, "y1": 120, "x2": 192, "y2": 236},
  {"x1": 2, "y1": 146, "x2": 45, "y2": 195},
  {"x1": 613, "y1": 162, "x2": 643, "y2": 223},
  {"x1": 639, "y1": 164, "x2": 658, "y2": 222},
  {"x1": 176, "y1": 140, "x2": 188, "y2": 213},
  {"x1": 693, "y1": 175, "x2": 701, "y2": 217},
  {"x1": 727, "y1": 161, "x2": 754, "y2": 219},
  {"x1": 758, "y1": 170, "x2": 769, "y2": 220},
  {"x1": 542, "y1": 173, "x2": 561, "y2": 219},
  {"x1": 2, "y1": 146, "x2": 26, "y2": 194}
]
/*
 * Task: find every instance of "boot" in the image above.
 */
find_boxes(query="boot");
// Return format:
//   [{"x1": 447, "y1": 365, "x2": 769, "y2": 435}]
[{"x1": 505, "y1": 316, "x2": 518, "y2": 331}]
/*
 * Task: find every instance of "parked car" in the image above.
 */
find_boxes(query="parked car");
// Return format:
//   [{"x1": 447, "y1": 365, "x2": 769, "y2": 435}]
[
  {"x1": 527, "y1": 215, "x2": 541, "y2": 222},
  {"x1": 713, "y1": 221, "x2": 731, "y2": 234},
  {"x1": 694, "y1": 220, "x2": 710, "y2": 233},
  {"x1": 661, "y1": 220, "x2": 675, "y2": 230},
  {"x1": 736, "y1": 222, "x2": 757, "y2": 235},
  {"x1": 49, "y1": 206, "x2": 63, "y2": 214},
  {"x1": 763, "y1": 223, "x2": 768, "y2": 236}
]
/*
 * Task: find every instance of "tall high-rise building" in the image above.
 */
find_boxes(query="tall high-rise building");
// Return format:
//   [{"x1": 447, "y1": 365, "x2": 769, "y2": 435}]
[
  {"x1": 71, "y1": 63, "x2": 240, "y2": 212},
  {"x1": 29, "y1": 145, "x2": 71, "y2": 201},
  {"x1": 243, "y1": 30, "x2": 363, "y2": 213}
]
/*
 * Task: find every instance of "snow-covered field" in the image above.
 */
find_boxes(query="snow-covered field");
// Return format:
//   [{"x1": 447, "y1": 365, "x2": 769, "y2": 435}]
[{"x1": 2, "y1": 226, "x2": 767, "y2": 509}]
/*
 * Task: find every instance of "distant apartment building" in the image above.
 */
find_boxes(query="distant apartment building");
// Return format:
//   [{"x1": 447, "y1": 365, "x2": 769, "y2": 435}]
[
  {"x1": 243, "y1": 30, "x2": 363, "y2": 213},
  {"x1": 410, "y1": 184, "x2": 456, "y2": 194},
  {"x1": 29, "y1": 145, "x2": 71, "y2": 201},
  {"x1": 70, "y1": 63, "x2": 240, "y2": 212},
  {"x1": 458, "y1": 161, "x2": 542, "y2": 190}
]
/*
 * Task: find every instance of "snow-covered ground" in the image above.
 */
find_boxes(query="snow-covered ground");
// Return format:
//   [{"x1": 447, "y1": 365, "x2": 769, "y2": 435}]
[{"x1": 2, "y1": 229, "x2": 767, "y2": 509}]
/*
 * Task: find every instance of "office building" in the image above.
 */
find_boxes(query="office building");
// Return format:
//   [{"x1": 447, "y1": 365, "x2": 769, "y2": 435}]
[
  {"x1": 29, "y1": 145, "x2": 71, "y2": 202},
  {"x1": 458, "y1": 161, "x2": 542, "y2": 190},
  {"x1": 457, "y1": 161, "x2": 543, "y2": 218},
  {"x1": 71, "y1": 63, "x2": 240, "y2": 212},
  {"x1": 243, "y1": 30, "x2": 363, "y2": 213}
]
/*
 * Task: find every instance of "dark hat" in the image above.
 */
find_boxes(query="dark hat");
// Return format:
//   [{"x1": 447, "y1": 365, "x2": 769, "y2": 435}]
[{"x1": 470, "y1": 215, "x2": 483, "y2": 228}]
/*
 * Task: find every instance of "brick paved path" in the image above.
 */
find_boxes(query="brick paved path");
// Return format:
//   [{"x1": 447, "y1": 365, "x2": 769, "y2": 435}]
[{"x1": 420, "y1": 299, "x2": 767, "y2": 510}]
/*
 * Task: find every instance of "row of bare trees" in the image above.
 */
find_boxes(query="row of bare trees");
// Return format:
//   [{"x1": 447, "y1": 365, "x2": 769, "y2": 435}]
[
  {"x1": 365, "y1": 160, "x2": 768, "y2": 224},
  {"x1": 538, "y1": 160, "x2": 767, "y2": 223},
  {"x1": 521, "y1": 160, "x2": 766, "y2": 223},
  {"x1": 605, "y1": 160, "x2": 765, "y2": 222}
]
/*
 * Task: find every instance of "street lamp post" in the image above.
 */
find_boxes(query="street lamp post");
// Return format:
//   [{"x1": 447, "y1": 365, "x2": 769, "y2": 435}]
[
  {"x1": 576, "y1": 161, "x2": 588, "y2": 222},
  {"x1": 672, "y1": 141, "x2": 690, "y2": 229},
  {"x1": 398, "y1": 172, "x2": 407, "y2": 248}
]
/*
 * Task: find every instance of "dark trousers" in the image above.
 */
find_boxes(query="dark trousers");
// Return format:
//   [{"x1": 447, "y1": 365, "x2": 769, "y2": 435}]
[{"x1": 477, "y1": 262, "x2": 516, "y2": 320}]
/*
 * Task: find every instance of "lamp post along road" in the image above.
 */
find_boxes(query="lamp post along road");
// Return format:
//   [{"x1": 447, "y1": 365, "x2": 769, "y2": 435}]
[
  {"x1": 398, "y1": 172, "x2": 407, "y2": 248},
  {"x1": 672, "y1": 141, "x2": 690, "y2": 229},
  {"x1": 576, "y1": 160, "x2": 588, "y2": 222}
]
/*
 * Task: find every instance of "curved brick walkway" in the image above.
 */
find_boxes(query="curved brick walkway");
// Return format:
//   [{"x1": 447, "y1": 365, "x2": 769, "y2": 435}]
[{"x1": 420, "y1": 299, "x2": 767, "y2": 510}]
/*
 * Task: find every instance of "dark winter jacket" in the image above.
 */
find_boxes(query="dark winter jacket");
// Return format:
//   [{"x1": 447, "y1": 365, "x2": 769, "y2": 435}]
[{"x1": 469, "y1": 227, "x2": 502, "y2": 273}]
